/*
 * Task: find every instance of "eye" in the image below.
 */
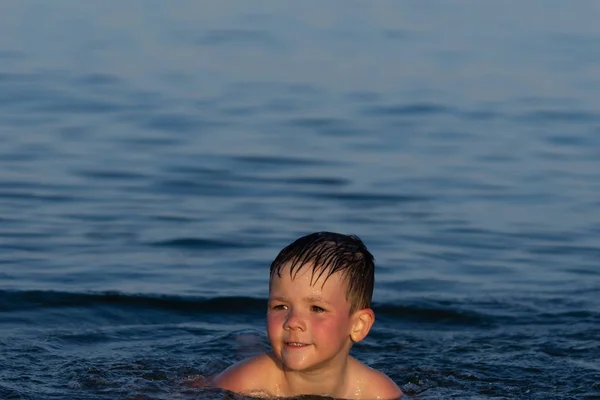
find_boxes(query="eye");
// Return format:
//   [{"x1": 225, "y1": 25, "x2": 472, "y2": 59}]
[
  {"x1": 311, "y1": 305, "x2": 326, "y2": 313},
  {"x1": 270, "y1": 304, "x2": 287, "y2": 311}
]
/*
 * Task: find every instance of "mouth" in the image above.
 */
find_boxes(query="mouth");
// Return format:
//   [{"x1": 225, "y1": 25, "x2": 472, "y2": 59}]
[{"x1": 284, "y1": 341, "x2": 310, "y2": 348}]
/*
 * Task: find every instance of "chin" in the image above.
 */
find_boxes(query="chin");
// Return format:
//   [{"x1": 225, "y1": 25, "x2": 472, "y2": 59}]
[
  {"x1": 276, "y1": 352, "x2": 312, "y2": 371},
  {"x1": 282, "y1": 360, "x2": 317, "y2": 372},
  {"x1": 282, "y1": 356, "x2": 333, "y2": 373}
]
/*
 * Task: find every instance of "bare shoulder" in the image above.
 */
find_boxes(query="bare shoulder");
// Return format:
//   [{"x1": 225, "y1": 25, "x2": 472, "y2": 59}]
[
  {"x1": 211, "y1": 353, "x2": 275, "y2": 395},
  {"x1": 351, "y1": 358, "x2": 403, "y2": 399},
  {"x1": 368, "y1": 369, "x2": 403, "y2": 399}
]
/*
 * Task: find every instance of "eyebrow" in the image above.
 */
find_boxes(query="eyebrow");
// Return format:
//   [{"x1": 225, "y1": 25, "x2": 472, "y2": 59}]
[{"x1": 269, "y1": 295, "x2": 332, "y2": 305}]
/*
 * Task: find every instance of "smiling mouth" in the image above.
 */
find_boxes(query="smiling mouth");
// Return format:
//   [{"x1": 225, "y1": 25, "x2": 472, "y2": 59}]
[{"x1": 285, "y1": 342, "x2": 309, "y2": 348}]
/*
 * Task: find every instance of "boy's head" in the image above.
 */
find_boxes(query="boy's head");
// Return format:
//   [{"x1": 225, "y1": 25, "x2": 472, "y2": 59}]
[{"x1": 269, "y1": 231, "x2": 375, "y2": 313}]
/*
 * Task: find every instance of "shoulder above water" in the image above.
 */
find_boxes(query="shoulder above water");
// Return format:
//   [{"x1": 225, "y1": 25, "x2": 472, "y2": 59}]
[
  {"x1": 211, "y1": 353, "x2": 275, "y2": 396},
  {"x1": 349, "y1": 357, "x2": 403, "y2": 399},
  {"x1": 212, "y1": 353, "x2": 402, "y2": 399},
  {"x1": 365, "y1": 369, "x2": 403, "y2": 399}
]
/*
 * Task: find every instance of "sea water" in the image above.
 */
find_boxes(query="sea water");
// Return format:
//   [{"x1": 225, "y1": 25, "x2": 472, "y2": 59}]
[{"x1": 1, "y1": 1, "x2": 599, "y2": 399}]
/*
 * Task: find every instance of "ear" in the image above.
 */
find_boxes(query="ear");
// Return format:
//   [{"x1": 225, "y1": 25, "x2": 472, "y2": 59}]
[{"x1": 349, "y1": 308, "x2": 375, "y2": 343}]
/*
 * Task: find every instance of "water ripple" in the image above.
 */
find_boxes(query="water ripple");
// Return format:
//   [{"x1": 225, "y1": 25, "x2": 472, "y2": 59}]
[
  {"x1": 362, "y1": 103, "x2": 451, "y2": 117},
  {"x1": 149, "y1": 238, "x2": 254, "y2": 251}
]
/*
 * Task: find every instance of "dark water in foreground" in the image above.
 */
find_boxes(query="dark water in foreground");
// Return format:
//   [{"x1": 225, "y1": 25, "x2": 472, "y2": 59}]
[{"x1": 1, "y1": 1, "x2": 600, "y2": 399}]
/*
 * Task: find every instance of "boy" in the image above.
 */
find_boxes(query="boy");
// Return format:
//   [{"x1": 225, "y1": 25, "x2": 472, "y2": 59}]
[{"x1": 213, "y1": 231, "x2": 403, "y2": 399}]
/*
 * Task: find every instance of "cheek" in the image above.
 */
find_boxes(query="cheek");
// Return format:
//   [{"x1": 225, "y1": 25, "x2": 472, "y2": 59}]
[
  {"x1": 311, "y1": 315, "x2": 347, "y2": 337},
  {"x1": 266, "y1": 313, "x2": 282, "y2": 337}
]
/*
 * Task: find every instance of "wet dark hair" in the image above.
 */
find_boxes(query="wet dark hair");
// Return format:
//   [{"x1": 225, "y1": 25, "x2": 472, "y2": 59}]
[{"x1": 269, "y1": 231, "x2": 375, "y2": 313}]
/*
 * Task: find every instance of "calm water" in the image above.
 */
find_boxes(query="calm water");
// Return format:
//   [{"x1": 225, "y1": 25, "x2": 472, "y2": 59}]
[{"x1": 1, "y1": 1, "x2": 599, "y2": 399}]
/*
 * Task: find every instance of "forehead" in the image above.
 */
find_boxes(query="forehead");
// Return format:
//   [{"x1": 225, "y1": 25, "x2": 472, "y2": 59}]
[{"x1": 269, "y1": 262, "x2": 349, "y2": 294}]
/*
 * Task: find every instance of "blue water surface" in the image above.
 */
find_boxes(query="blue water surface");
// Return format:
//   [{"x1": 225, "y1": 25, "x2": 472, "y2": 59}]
[{"x1": 1, "y1": 1, "x2": 599, "y2": 399}]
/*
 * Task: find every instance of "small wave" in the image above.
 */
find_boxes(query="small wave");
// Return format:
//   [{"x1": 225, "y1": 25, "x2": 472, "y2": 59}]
[
  {"x1": 0, "y1": 384, "x2": 23, "y2": 400},
  {"x1": 0, "y1": 290, "x2": 266, "y2": 314},
  {"x1": 75, "y1": 168, "x2": 150, "y2": 181},
  {"x1": 518, "y1": 109, "x2": 598, "y2": 123},
  {"x1": 375, "y1": 302, "x2": 492, "y2": 326},
  {"x1": 232, "y1": 155, "x2": 329, "y2": 167},
  {"x1": 529, "y1": 244, "x2": 600, "y2": 258},
  {"x1": 0, "y1": 190, "x2": 78, "y2": 203},
  {"x1": 73, "y1": 73, "x2": 122, "y2": 86},
  {"x1": 283, "y1": 176, "x2": 349, "y2": 187},
  {"x1": 149, "y1": 238, "x2": 254, "y2": 250},
  {"x1": 309, "y1": 192, "x2": 430, "y2": 206},
  {"x1": 140, "y1": 113, "x2": 214, "y2": 133},
  {"x1": 545, "y1": 135, "x2": 591, "y2": 147},
  {"x1": 362, "y1": 103, "x2": 451, "y2": 117}
]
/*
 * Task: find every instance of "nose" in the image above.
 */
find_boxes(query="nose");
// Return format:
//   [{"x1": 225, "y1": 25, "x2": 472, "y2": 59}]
[{"x1": 283, "y1": 308, "x2": 305, "y2": 331}]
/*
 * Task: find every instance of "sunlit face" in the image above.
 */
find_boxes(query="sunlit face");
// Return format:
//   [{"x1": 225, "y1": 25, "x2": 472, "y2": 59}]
[{"x1": 267, "y1": 263, "x2": 355, "y2": 373}]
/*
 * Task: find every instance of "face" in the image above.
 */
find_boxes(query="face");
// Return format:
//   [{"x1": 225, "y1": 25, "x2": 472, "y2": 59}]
[{"x1": 267, "y1": 263, "x2": 355, "y2": 373}]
